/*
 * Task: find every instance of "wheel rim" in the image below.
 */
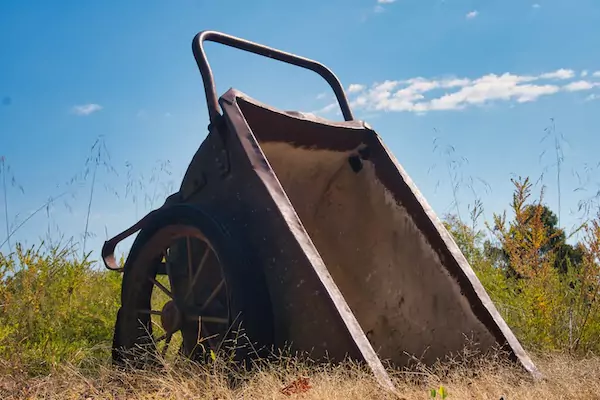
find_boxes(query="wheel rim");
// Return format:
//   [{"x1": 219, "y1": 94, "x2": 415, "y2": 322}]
[{"x1": 120, "y1": 224, "x2": 232, "y2": 364}]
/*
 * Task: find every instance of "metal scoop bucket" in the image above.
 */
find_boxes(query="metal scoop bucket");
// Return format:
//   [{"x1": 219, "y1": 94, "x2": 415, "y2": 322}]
[{"x1": 104, "y1": 30, "x2": 541, "y2": 391}]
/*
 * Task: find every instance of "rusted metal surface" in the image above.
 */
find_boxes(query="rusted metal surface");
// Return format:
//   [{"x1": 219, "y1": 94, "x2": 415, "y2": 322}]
[
  {"x1": 102, "y1": 192, "x2": 182, "y2": 272},
  {"x1": 191, "y1": 30, "x2": 355, "y2": 124},
  {"x1": 105, "y1": 30, "x2": 542, "y2": 393},
  {"x1": 211, "y1": 90, "x2": 539, "y2": 379},
  {"x1": 227, "y1": 93, "x2": 541, "y2": 379},
  {"x1": 176, "y1": 111, "x2": 395, "y2": 390}
]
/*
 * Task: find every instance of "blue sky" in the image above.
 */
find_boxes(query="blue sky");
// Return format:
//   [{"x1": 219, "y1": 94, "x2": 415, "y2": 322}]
[{"x1": 1, "y1": 0, "x2": 600, "y2": 261}]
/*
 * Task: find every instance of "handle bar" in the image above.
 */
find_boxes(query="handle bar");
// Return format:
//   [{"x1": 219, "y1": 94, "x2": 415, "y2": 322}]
[{"x1": 191, "y1": 30, "x2": 355, "y2": 125}]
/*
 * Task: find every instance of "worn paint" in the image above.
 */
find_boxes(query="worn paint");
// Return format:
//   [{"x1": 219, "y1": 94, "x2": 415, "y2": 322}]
[{"x1": 259, "y1": 142, "x2": 495, "y2": 365}]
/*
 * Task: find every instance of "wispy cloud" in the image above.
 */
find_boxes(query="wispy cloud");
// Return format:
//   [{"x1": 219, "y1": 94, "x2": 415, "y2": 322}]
[
  {"x1": 539, "y1": 69, "x2": 575, "y2": 80},
  {"x1": 586, "y1": 94, "x2": 599, "y2": 101},
  {"x1": 71, "y1": 103, "x2": 102, "y2": 116},
  {"x1": 320, "y1": 68, "x2": 597, "y2": 115},
  {"x1": 581, "y1": 70, "x2": 589, "y2": 77},
  {"x1": 593, "y1": 71, "x2": 600, "y2": 77},
  {"x1": 316, "y1": 102, "x2": 338, "y2": 114},
  {"x1": 466, "y1": 10, "x2": 479, "y2": 19},
  {"x1": 532, "y1": 3, "x2": 541, "y2": 8},
  {"x1": 564, "y1": 81, "x2": 598, "y2": 92},
  {"x1": 373, "y1": 0, "x2": 395, "y2": 14},
  {"x1": 316, "y1": 92, "x2": 328, "y2": 100},
  {"x1": 348, "y1": 84, "x2": 366, "y2": 93}
]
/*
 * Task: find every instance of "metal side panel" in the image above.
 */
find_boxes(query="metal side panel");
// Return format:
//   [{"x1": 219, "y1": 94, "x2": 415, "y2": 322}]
[
  {"x1": 216, "y1": 89, "x2": 541, "y2": 381},
  {"x1": 365, "y1": 131, "x2": 541, "y2": 379},
  {"x1": 179, "y1": 93, "x2": 395, "y2": 391}
]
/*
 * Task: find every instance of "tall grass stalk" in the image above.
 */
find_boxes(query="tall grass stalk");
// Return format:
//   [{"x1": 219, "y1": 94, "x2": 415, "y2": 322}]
[{"x1": 1, "y1": 156, "x2": 11, "y2": 254}]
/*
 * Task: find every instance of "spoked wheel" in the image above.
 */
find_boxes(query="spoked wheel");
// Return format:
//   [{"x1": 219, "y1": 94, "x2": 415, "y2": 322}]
[{"x1": 111, "y1": 205, "x2": 274, "y2": 368}]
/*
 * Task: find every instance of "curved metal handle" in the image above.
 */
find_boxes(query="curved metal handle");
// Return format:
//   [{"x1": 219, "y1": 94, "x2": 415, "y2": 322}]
[
  {"x1": 192, "y1": 30, "x2": 355, "y2": 125},
  {"x1": 101, "y1": 208, "x2": 160, "y2": 271}
]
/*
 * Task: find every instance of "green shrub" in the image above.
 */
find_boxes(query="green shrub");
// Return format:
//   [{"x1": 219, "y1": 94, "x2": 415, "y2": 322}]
[
  {"x1": 0, "y1": 243, "x2": 122, "y2": 374},
  {"x1": 444, "y1": 177, "x2": 600, "y2": 354}
]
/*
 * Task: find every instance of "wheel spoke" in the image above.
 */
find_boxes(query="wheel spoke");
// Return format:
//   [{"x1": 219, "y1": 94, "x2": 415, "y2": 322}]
[
  {"x1": 185, "y1": 314, "x2": 228, "y2": 324},
  {"x1": 138, "y1": 309, "x2": 162, "y2": 316},
  {"x1": 155, "y1": 333, "x2": 168, "y2": 343},
  {"x1": 186, "y1": 236, "x2": 193, "y2": 281},
  {"x1": 201, "y1": 279, "x2": 225, "y2": 311},
  {"x1": 149, "y1": 277, "x2": 173, "y2": 298},
  {"x1": 180, "y1": 318, "x2": 200, "y2": 358},
  {"x1": 185, "y1": 245, "x2": 211, "y2": 301},
  {"x1": 161, "y1": 334, "x2": 173, "y2": 357},
  {"x1": 165, "y1": 250, "x2": 176, "y2": 295},
  {"x1": 200, "y1": 316, "x2": 229, "y2": 324}
]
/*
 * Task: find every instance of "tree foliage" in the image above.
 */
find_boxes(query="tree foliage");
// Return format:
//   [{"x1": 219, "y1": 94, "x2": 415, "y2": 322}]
[{"x1": 444, "y1": 177, "x2": 600, "y2": 353}]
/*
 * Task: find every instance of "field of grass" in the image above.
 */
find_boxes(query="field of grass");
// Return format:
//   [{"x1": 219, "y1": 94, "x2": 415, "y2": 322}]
[
  {"x1": 1, "y1": 348, "x2": 600, "y2": 399},
  {"x1": 1, "y1": 128, "x2": 600, "y2": 399}
]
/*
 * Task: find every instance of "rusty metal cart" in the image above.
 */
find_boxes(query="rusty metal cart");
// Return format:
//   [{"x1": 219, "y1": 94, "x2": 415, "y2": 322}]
[{"x1": 102, "y1": 30, "x2": 541, "y2": 390}]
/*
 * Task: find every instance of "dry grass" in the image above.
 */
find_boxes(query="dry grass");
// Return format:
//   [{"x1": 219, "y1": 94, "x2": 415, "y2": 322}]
[{"x1": 1, "y1": 349, "x2": 600, "y2": 399}]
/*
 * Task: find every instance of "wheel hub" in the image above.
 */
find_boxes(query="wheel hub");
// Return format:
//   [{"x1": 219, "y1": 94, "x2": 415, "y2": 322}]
[{"x1": 160, "y1": 300, "x2": 182, "y2": 335}]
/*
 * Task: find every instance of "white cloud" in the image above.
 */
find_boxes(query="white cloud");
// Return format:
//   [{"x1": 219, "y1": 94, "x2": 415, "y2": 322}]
[
  {"x1": 316, "y1": 92, "x2": 328, "y2": 100},
  {"x1": 71, "y1": 103, "x2": 102, "y2": 116},
  {"x1": 425, "y1": 74, "x2": 558, "y2": 110},
  {"x1": 348, "y1": 84, "x2": 366, "y2": 93},
  {"x1": 593, "y1": 71, "x2": 600, "y2": 77},
  {"x1": 439, "y1": 78, "x2": 472, "y2": 87},
  {"x1": 466, "y1": 10, "x2": 479, "y2": 19},
  {"x1": 371, "y1": 0, "x2": 396, "y2": 15},
  {"x1": 532, "y1": 3, "x2": 541, "y2": 8},
  {"x1": 316, "y1": 102, "x2": 338, "y2": 115},
  {"x1": 563, "y1": 81, "x2": 598, "y2": 92},
  {"x1": 539, "y1": 69, "x2": 575, "y2": 80},
  {"x1": 332, "y1": 68, "x2": 594, "y2": 115},
  {"x1": 585, "y1": 94, "x2": 599, "y2": 101},
  {"x1": 581, "y1": 70, "x2": 589, "y2": 77}
]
